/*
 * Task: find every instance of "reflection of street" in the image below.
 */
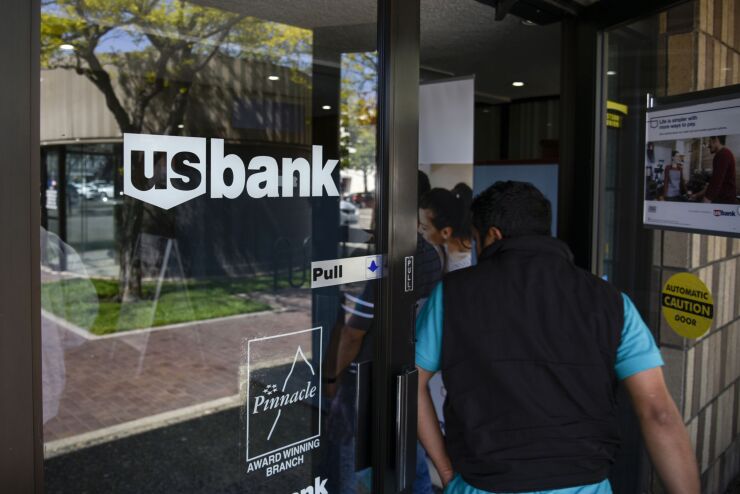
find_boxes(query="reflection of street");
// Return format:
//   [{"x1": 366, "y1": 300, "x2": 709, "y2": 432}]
[
  {"x1": 357, "y1": 207, "x2": 372, "y2": 230},
  {"x1": 66, "y1": 201, "x2": 118, "y2": 277},
  {"x1": 44, "y1": 403, "x2": 311, "y2": 493},
  {"x1": 43, "y1": 290, "x2": 312, "y2": 449}
]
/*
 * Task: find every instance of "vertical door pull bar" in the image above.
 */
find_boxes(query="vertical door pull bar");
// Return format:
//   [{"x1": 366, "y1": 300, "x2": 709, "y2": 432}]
[{"x1": 395, "y1": 368, "x2": 418, "y2": 492}]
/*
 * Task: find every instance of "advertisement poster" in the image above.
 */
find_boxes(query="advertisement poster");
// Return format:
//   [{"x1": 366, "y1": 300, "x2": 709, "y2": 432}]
[{"x1": 644, "y1": 94, "x2": 740, "y2": 236}]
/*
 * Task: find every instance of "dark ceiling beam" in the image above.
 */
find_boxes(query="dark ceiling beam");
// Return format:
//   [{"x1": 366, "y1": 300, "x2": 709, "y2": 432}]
[
  {"x1": 493, "y1": 0, "x2": 519, "y2": 21},
  {"x1": 538, "y1": 0, "x2": 583, "y2": 17},
  {"x1": 477, "y1": 0, "x2": 585, "y2": 23},
  {"x1": 582, "y1": 0, "x2": 691, "y2": 29}
]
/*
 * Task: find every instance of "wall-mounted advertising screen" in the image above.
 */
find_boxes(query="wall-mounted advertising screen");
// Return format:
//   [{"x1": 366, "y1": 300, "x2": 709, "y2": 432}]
[{"x1": 644, "y1": 92, "x2": 740, "y2": 237}]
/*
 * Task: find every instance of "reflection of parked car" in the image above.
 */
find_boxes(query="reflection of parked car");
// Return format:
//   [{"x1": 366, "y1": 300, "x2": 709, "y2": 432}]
[
  {"x1": 340, "y1": 200, "x2": 359, "y2": 225},
  {"x1": 92, "y1": 181, "x2": 114, "y2": 200},
  {"x1": 72, "y1": 182, "x2": 98, "y2": 200},
  {"x1": 349, "y1": 192, "x2": 375, "y2": 208}
]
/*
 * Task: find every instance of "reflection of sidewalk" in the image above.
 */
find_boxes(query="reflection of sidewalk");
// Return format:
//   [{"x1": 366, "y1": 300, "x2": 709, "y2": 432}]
[{"x1": 43, "y1": 290, "x2": 312, "y2": 450}]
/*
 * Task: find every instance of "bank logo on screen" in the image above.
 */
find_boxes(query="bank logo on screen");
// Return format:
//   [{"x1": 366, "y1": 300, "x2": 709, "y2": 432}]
[
  {"x1": 123, "y1": 133, "x2": 339, "y2": 210},
  {"x1": 713, "y1": 209, "x2": 737, "y2": 217}
]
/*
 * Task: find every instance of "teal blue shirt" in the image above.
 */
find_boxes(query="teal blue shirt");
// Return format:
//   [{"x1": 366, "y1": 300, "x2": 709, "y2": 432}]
[{"x1": 415, "y1": 283, "x2": 664, "y2": 494}]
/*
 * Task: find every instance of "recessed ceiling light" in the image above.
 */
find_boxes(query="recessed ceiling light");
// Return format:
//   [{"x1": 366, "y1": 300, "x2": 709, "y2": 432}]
[
  {"x1": 267, "y1": 75, "x2": 280, "y2": 81},
  {"x1": 322, "y1": 105, "x2": 331, "y2": 110},
  {"x1": 512, "y1": 81, "x2": 525, "y2": 87},
  {"x1": 607, "y1": 70, "x2": 617, "y2": 76},
  {"x1": 177, "y1": 124, "x2": 185, "y2": 129},
  {"x1": 59, "y1": 44, "x2": 75, "y2": 51}
]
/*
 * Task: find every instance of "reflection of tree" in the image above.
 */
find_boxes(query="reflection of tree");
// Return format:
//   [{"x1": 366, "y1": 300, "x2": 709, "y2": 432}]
[
  {"x1": 340, "y1": 52, "x2": 378, "y2": 193},
  {"x1": 41, "y1": 0, "x2": 310, "y2": 300}
]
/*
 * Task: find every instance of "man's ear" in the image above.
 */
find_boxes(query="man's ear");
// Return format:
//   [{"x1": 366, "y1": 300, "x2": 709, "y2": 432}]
[
  {"x1": 487, "y1": 226, "x2": 503, "y2": 244},
  {"x1": 440, "y1": 226, "x2": 453, "y2": 240}
]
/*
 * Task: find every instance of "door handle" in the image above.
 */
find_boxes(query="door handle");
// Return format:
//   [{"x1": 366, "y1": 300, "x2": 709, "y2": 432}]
[
  {"x1": 395, "y1": 368, "x2": 418, "y2": 492},
  {"x1": 351, "y1": 360, "x2": 372, "y2": 471}
]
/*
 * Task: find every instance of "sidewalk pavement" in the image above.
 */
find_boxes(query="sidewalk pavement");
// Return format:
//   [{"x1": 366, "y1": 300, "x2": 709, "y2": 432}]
[{"x1": 42, "y1": 290, "x2": 312, "y2": 447}]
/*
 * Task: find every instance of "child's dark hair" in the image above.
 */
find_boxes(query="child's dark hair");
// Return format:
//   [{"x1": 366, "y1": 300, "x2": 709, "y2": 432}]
[{"x1": 419, "y1": 187, "x2": 472, "y2": 243}]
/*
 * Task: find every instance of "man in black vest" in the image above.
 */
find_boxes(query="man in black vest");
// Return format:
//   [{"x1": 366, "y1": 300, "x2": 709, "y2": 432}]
[{"x1": 416, "y1": 181, "x2": 699, "y2": 494}]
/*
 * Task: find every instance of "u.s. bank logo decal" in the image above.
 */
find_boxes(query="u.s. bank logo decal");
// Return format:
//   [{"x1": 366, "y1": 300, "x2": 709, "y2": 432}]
[
  {"x1": 245, "y1": 327, "x2": 322, "y2": 475},
  {"x1": 123, "y1": 133, "x2": 339, "y2": 210}
]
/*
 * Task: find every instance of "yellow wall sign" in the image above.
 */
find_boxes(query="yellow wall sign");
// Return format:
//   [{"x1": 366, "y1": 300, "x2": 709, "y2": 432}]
[
  {"x1": 606, "y1": 100, "x2": 628, "y2": 128},
  {"x1": 661, "y1": 273, "x2": 714, "y2": 338}
]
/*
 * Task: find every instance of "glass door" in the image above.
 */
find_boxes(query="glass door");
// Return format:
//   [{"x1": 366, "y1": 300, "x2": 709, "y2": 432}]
[{"x1": 38, "y1": 1, "x2": 416, "y2": 492}]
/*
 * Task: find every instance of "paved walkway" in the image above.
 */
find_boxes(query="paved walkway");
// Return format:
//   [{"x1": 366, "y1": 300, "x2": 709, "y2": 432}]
[{"x1": 42, "y1": 290, "x2": 312, "y2": 445}]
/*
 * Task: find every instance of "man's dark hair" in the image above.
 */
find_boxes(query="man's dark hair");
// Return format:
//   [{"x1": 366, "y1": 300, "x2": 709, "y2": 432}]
[
  {"x1": 418, "y1": 170, "x2": 431, "y2": 204},
  {"x1": 671, "y1": 150, "x2": 679, "y2": 158},
  {"x1": 710, "y1": 135, "x2": 726, "y2": 145},
  {"x1": 471, "y1": 181, "x2": 551, "y2": 238}
]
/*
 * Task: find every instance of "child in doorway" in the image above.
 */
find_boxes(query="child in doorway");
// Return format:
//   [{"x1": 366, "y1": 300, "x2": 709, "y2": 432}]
[{"x1": 418, "y1": 187, "x2": 472, "y2": 273}]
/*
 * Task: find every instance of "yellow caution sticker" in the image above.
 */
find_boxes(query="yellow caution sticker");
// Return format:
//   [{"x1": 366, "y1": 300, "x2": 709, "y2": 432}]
[{"x1": 661, "y1": 272, "x2": 713, "y2": 339}]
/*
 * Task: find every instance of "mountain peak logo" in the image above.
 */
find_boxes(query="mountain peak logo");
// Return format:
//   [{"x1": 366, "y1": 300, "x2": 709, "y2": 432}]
[
  {"x1": 253, "y1": 345, "x2": 317, "y2": 441},
  {"x1": 123, "y1": 133, "x2": 339, "y2": 210}
]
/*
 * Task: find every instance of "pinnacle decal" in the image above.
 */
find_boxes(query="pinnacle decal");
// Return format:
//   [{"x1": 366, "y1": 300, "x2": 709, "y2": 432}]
[{"x1": 245, "y1": 327, "x2": 322, "y2": 477}]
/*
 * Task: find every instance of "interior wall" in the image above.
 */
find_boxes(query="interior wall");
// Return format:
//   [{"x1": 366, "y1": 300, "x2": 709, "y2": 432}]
[
  {"x1": 419, "y1": 78, "x2": 474, "y2": 189},
  {"x1": 474, "y1": 104, "x2": 502, "y2": 162},
  {"x1": 508, "y1": 98, "x2": 560, "y2": 160}
]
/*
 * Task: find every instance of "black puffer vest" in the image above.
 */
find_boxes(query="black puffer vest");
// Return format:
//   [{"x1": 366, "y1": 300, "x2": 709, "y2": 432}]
[{"x1": 442, "y1": 236, "x2": 623, "y2": 492}]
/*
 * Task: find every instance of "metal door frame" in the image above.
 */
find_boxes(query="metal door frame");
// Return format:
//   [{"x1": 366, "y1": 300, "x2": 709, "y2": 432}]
[
  {"x1": 375, "y1": 1, "x2": 421, "y2": 492},
  {"x1": 0, "y1": 0, "x2": 423, "y2": 492},
  {"x1": 0, "y1": 0, "x2": 43, "y2": 492}
]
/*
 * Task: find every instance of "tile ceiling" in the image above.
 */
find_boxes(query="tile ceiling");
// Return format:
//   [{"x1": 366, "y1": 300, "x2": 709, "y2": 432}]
[{"x1": 194, "y1": 0, "x2": 572, "y2": 100}]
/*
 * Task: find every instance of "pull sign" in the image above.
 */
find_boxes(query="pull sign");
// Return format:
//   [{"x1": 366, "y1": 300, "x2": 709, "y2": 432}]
[
  {"x1": 404, "y1": 256, "x2": 414, "y2": 292},
  {"x1": 311, "y1": 255, "x2": 384, "y2": 289}
]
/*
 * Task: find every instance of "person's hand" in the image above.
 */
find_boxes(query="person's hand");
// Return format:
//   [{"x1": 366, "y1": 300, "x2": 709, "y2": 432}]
[
  {"x1": 702, "y1": 197, "x2": 711, "y2": 203},
  {"x1": 439, "y1": 467, "x2": 455, "y2": 487}
]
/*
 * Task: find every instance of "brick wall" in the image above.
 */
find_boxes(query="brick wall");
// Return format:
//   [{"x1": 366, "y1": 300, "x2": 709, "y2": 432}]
[{"x1": 653, "y1": 2, "x2": 740, "y2": 492}]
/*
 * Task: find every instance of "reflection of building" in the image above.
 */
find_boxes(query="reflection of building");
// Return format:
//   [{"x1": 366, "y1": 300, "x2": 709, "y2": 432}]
[
  {"x1": 40, "y1": 55, "x2": 322, "y2": 278},
  {"x1": 340, "y1": 168, "x2": 376, "y2": 195}
]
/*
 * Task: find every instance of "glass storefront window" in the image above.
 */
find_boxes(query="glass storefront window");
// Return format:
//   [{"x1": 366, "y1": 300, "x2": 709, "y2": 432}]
[
  {"x1": 40, "y1": 1, "x2": 379, "y2": 492},
  {"x1": 596, "y1": 13, "x2": 665, "y2": 286}
]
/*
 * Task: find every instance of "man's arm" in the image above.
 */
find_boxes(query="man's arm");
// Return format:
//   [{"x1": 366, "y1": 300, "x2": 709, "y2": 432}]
[
  {"x1": 623, "y1": 367, "x2": 700, "y2": 494},
  {"x1": 323, "y1": 325, "x2": 365, "y2": 397},
  {"x1": 704, "y1": 157, "x2": 728, "y2": 203},
  {"x1": 417, "y1": 366, "x2": 454, "y2": 487}
]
